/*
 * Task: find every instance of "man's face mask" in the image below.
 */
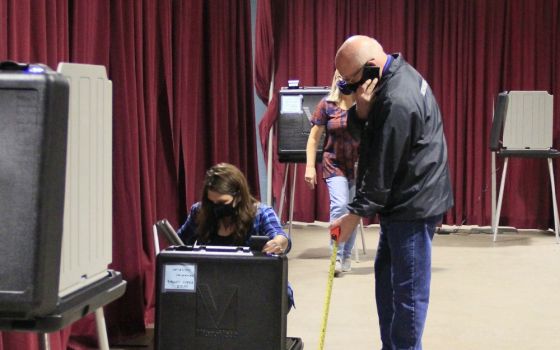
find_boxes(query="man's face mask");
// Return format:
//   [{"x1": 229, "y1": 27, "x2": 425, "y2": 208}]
[
  {"x1": 337, "y1": 64, "x2": 380, "y2": 95},
  {"x1": 211, "y1": 202, "x2": 236, "y2": 219}
]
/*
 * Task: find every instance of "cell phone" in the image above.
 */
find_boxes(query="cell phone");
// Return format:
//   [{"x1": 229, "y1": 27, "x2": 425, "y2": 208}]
[
  {"x1": 337, "y1": 64, "x2": 380, "y2": 95},
  {"x1": 362, "y1": 65, "x2": 380, "y2": 82},
  {"x1": 248, "y1": 235, "x2": 269, "y2": 251}
]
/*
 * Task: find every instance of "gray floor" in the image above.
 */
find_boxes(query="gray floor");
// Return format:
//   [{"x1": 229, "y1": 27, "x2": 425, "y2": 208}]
[{"x1": 286, "y1": 223, "x2": 560, "y2": 350}]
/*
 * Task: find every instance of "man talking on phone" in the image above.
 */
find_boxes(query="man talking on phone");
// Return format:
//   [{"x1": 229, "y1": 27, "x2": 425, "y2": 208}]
[{"x1": 331, "y1": 35, "x2": 453, "y2": 350}]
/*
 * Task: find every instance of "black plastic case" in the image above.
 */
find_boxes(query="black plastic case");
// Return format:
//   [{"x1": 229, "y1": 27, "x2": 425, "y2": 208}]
[{"x1": 155, "y1": 246, "x2": 297, "y2": 350}]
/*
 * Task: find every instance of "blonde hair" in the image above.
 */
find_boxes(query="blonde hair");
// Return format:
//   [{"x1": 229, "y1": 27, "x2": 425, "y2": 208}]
[{"x1": 326, "y1": 70, "x2": 342, "y2": 103}]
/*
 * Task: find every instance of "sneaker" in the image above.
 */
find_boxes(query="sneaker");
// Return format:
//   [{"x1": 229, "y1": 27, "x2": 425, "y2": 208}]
[
  {"x1": 334, "y1": 259, "x2": 342, "y2": 277},
  {"x1": 341, "y1": 258, "x2": 352, "y2": 272}
]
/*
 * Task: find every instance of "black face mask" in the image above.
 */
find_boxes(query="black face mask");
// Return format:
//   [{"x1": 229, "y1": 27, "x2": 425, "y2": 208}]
[
  {"x1": 211, "y1": 202, "x2": 236, "y2": 219},
  {"x1": 337, "y1": 65, "x2": 380, "y2": 95}
]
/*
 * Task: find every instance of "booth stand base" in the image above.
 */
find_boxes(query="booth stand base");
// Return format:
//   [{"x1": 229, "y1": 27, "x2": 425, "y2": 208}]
[{"x1": 0, "y1": 270, "x2": 127, "y2": 350}]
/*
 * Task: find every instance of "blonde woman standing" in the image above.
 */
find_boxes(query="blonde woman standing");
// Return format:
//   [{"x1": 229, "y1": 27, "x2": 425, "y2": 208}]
[{"x1": 304, "y1": 71, "x2": 360, "y2": 276}]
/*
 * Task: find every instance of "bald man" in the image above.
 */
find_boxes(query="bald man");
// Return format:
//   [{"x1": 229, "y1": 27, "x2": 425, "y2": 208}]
[{"x1": 331, "y1": 36, "x2": 453, "y2": 349}]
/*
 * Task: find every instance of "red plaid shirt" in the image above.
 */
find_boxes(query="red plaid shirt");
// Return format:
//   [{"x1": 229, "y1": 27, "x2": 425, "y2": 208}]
[{"x1": 311, "y1": 97, "x2": 360, "y2": 181}]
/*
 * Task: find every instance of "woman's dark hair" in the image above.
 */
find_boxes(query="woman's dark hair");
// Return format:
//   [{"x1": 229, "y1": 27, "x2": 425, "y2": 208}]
[{"x1": 196, "y1": 163, "x2": 257, "y2": 244}]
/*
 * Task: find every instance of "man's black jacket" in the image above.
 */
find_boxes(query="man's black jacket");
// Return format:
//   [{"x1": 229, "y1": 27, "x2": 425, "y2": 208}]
[{"x1": 348, "y1": 54, "x2": 454, "y2": 220}]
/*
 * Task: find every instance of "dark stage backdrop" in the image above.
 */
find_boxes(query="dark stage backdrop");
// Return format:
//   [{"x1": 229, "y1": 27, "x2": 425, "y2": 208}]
[
  {"x1": 0, "y1": 0, "x2": 257, "y2": 349},
  {"x1": 257, "y1": 0, "x2": 560, "y2": 229}
]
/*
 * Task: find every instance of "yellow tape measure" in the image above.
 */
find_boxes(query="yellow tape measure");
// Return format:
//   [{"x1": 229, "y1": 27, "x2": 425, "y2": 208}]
[{"x1": 318, "y1": 232, "x2": 339, "y2": 350}]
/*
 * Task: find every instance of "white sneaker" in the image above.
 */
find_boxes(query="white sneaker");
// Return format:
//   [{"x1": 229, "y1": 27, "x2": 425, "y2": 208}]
[
  {"x1": 341, "y1": 258, "x2": 352, "y2": 272},
  {"x1": 334, "y1": 259, "x2": 342, "y2": 277}
]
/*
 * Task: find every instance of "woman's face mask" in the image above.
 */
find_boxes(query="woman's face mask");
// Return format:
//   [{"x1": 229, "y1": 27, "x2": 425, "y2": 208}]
[
  {"x1": 207, "y1": 190, "x2": 237, "y2": 219},
  {"x1": 211, "y1": 202, "x2": 236, "y2": 219}
]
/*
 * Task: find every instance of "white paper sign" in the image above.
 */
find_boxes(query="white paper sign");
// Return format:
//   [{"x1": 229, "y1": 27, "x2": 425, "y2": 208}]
[
  {"x1": 163, "y1": 263, "x2": 197, "y2": 292},
  {"x1": 280, "y1": 95, "x2": 303, "y2": 114}
]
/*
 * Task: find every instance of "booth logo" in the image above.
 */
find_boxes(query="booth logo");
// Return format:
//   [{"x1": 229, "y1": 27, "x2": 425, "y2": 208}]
[{"x1": 195, "y1": 284, "x2": 239, "y2": 338}]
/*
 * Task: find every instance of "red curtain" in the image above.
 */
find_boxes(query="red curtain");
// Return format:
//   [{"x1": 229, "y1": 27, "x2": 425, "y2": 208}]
[
  {"x1": 175, "y1": 0, "x2": 259, "y2": 205},
  {"x1": 0, "y1": 0, "x2": 257, "y2": 349},
  {"x1": 256, "y1": 0, "x2": 560, "y2": 229}
]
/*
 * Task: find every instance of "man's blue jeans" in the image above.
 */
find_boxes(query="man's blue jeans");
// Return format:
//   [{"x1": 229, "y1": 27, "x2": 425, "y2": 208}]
[{"x1": 375, "y1": 215, "x2": 440, "y2": 350}]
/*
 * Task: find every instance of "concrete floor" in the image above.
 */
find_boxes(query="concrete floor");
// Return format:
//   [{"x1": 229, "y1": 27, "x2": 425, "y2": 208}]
[{"x1": 286, "y1": 224, "x2": 560, "y2": 350}]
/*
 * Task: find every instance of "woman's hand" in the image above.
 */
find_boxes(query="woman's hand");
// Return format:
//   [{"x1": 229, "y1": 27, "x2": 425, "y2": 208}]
[
  {"x1": 304, "y1": 166, "x2": 317, "y2": 190},
  {"x1": 262, "y1": 236, "x2": 289, "y2": 255}
]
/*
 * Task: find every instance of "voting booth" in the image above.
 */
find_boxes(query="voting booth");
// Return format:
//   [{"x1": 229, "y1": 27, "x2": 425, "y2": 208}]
[
  {"x1": 490, "y1": 91, "x2": 560, "y2": 243},
  {"x1": 0, "y1": 62, "x2": 70, "y2": 319},
  {"x1": 277, "y1": 87, "x2": 329, "y2": 163},
  {"x1": 0, "y1": 62, "x2": 126, "y2": 349},
  {"x1": 274, "y1": 87, "x2": 329, "y2": 237},
  {"x1": 273, "y1": 86, "x2": 367, "y2": 257}
]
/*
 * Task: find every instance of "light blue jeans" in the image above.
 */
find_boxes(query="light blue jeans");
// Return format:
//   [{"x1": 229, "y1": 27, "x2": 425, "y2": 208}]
[{"x1": 326, "y1": 176, "x2": 357, "y2": 260}]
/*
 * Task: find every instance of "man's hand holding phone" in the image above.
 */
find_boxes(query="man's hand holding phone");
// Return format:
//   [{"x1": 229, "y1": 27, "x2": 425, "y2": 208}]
[
  {"x1": 355, "y1": 64, "x2": 379, "y2": 119},
  {"x1": 355, "y1": 78, "x2": 378, "y2": 119}
]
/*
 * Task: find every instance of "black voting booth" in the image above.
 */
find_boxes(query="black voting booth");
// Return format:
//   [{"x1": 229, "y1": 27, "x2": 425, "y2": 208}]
[
  {"x1": 0, "y1": 61, "x2": 70, "y2": 319},
  {"x1": 275, "y1": 84, "x2": 367, "y2": 252},
  {"x1": 155, "y1": 246, "x2": 303, "y2": 350},
  {"x1": 275, "y1": 87, "x2": 329, "y2": 237},
  {"x1": 277, "y1": 87, "x2": 329, "y2": 163},
  {"x1": 0, "y1": 62, "x2": 126, "y2": 347}
]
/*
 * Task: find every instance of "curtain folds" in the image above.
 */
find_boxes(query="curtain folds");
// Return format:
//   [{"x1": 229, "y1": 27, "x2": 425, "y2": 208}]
[
  {"x1": 254, "y1": 0, "x2": 274, "y2": 103},
  {"x1": 0, "y1": 0, "x2": 257, "y2": 349},
  {"x1": 255, "y1": 0, "x2": 560, "y2": 229}
]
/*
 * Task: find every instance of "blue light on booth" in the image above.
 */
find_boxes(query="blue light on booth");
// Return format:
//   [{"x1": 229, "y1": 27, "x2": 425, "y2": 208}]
[{"x1": 27, "y1": 66, "x2": 45, "y2": 74}]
